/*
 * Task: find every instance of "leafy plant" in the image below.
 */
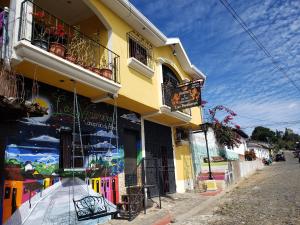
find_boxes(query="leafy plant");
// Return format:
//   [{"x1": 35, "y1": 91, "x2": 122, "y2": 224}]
[
  {"x1": 31, "y1": 11, "x2": 51, "y2": 40},
  {"x1": 50, "y1": 24, "x2": 67, "y2": 44},
  {"x1": 207, "y1": 105, "x2": 241, "y2": 148}
]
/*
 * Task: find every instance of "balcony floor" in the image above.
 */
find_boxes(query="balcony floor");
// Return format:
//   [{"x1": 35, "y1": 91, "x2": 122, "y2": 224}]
[{"x1": 14, "y1": 41, "x2": 121, "y2": 99}]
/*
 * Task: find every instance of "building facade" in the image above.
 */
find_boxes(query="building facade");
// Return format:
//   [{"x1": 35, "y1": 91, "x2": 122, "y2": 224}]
[{"x1": 0, "y1": 0, "x2": 206, "y2": 224}]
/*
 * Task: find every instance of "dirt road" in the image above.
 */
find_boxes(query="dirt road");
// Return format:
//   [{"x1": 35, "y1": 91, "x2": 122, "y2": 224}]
[{"x1": 180, "y1": 151, "x2": 300, "y2": 225}]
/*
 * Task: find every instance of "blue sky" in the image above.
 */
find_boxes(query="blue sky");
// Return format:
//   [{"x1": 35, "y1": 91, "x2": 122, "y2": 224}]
[{"x1": 130, "y1": 0, "x2": 300, "y2": 134}]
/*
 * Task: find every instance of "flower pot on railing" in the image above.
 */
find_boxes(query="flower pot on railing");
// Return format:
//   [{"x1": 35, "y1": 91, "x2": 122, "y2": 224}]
[
  {"x1": 49, "y1": 24, "x2": 67, "y2": 58},
  {"x1": 100, "y1": 68, "x2": 112, "y2": 80},
  {"x1": 31, "y1": 11, "x2": 50, "y2": 51},
  {"x1": 65, "y1": 54, "x2": 77, "y2": 63},
  {"x1": 49, "y1": 42, "x2": 66, "y2": 58},
  {"x1": 91, "y1": 67, "x2": 101, "y2": 75},
  {"x1": 32, "y1": 38, "x2": 48, "y2": 51}
]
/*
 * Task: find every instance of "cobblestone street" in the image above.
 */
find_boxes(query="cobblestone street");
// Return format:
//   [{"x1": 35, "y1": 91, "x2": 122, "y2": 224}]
[{"x1": 180, "y1": 151, "x2": 300, "y2": 225}]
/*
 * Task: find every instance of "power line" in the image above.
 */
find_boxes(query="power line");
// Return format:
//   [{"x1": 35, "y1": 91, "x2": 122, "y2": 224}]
[
  {"x1": 218, "y1": 0, "x2": 300, "y2": 94},
  {"x1": 241, "y1": 120, "x2": 300, "y2": 129}
]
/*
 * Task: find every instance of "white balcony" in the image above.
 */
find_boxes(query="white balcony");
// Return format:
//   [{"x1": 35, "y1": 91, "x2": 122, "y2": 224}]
[{"x1": 14, "y1": 41, "x2": 121, "y2": 95}]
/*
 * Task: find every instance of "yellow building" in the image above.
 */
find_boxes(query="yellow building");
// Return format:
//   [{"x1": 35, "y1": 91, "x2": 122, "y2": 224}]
[{"x1": 1, "y1": 0, "x2": 206, "y2": 221}]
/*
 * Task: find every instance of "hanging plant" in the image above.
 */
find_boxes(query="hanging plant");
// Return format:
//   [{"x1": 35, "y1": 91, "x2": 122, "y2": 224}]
[{"x1": 207, "y1": 105, "x2": 241, "y2": 148}]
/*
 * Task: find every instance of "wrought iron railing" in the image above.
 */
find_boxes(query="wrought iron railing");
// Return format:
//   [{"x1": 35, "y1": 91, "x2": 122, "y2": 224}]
[
  {"x1": 18, "y1": 0, "x2": 120, "y2": 83},
  {"x1": 0, "y1": 8, "x2": 9, "y2": 61},
  {"x1": 161, "y1": 83, "x2": 192, "y2": 115},
  {"x1": 127, "y1": 31, "x2": 153, "y2": 69}
]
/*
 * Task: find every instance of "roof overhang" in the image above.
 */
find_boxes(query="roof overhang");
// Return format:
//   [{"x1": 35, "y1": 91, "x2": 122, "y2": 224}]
[
  {"x1": 166, "y1": 38, "x2": 206, "y2": 81},
  {"x1": 101, "y1": 0, "x2": 206, "y2": 81},
  {"x1": 101, "y1": 0, "x2": 167, "y2": 47}
]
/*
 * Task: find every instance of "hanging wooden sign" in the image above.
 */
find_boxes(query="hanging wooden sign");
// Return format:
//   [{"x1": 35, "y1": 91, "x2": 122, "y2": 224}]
[{"x1": 170, "y1": 80, "x2": 202, "y2": 111}]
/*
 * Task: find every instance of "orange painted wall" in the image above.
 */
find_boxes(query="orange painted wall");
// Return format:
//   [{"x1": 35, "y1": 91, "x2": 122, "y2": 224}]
[{"x1": 2, "y1": 181, "x2": 23, "y2": 224}]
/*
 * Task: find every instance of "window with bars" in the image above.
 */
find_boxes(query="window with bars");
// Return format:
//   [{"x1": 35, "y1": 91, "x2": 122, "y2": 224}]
[{"x1": 127, "y1": 31, "x2": 153, "y2": 68}]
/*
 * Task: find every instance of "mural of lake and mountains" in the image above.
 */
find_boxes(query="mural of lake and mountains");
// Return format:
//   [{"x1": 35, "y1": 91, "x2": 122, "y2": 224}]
[{"x1": 4, "y1": 81, "x2": 142, "y2": 180}]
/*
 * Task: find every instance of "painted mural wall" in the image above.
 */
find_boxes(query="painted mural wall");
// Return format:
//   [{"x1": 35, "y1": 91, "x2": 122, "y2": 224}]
[
  {"x1": 4, "y1": 81, "x2": 141, "y2": 176},
  {"x1": 1, "y1": 80, "x2": 141, "y2": 222},
  {"x1": 191, "y1": 128, "x2": 221, "y2": 178}
]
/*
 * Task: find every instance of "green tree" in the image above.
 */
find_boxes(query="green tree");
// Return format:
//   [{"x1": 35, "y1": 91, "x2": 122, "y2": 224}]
[
  {"x1": 251, "y1": 126, "x2": 300, "y2": 151},
  {"x1": 251, "y1": 126, "x2": 276, "y2": 142}
]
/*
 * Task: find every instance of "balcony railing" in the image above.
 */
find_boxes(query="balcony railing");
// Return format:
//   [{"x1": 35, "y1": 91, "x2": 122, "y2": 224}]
[
  {"x1": 18, "y1": 0, "x2": 120, "y2": 83},
  {"x1": 0, "y1": 8, "x2": 9, "y2": 61},
  {"x1": 161, "y1": 83, "x2": 191, "y2": 116}
]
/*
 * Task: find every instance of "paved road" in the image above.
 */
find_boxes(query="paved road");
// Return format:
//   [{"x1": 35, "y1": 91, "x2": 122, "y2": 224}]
[{"x1": 180, "y1": 151, "x2": 300, "y2": 225}]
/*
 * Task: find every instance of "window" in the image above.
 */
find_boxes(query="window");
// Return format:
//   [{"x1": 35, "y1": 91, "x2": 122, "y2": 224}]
[
  {"x1": 129, "y1": 38, "x2": 147, "y2": 65},
  {"x1": 163, "y1": 65, "x2": 180, "y2": 86},
  {"x1": 161, "y1": 65, "x2": 191, "y2": 115},
  {"x1": 162, "y1": 65, "x2": 180, "y2": 107},
  {"x1": 4, "y1": 187, "x2": 11, "y2": 199},
  {"x1": 127, "y1": 31, "x2": 153, "y2": 68}
]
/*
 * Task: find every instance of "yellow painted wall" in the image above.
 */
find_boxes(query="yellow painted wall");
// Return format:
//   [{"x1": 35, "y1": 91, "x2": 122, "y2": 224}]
[
  {"x1": 87, "y1": 0, "x2": 160, "y2": 110},
  {"x1": 155, "y1": 46, "x2": 191, "y2": 82},
  {"x1": 174, "y1": 142, "x2": 194, "y2": 181},
  {"x1": 190, "y1": 107, "x2": 202, "y2": 126},
  {"x1": 75, "y1": 15, "x2": 108, "y2": 47}
]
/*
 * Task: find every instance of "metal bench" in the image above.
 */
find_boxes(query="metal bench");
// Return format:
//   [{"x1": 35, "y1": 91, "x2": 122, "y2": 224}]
[{"x1": 73, "y1": 196, "x2": 116, "y2": 221}]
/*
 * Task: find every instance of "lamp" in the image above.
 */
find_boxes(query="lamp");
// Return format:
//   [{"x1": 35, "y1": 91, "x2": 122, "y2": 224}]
[
  {"x1": 199, "y1": 122, "x2": 213, "y2": 180},
  {"x1": 172, "y1": 44, "x2": 177, "y2": 56}
]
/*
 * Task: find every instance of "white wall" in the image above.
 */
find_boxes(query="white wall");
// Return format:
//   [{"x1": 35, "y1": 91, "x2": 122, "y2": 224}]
[
  {"x1": 224, "y1": 136, "x2": 247, "y2": 155},
  {"x1": 239, "y1": 160, "x2": 264, "y2": 178}
]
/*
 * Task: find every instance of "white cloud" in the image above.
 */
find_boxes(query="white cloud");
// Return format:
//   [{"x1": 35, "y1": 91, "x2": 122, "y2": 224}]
[
  {"x1": 92, "y1": 141, "x2": 116, "y2": 149},
  {"x1": 29, "y1": 135, "x2": 60, "y2": 143},
  {"x1": 90, "y1": 130, "x2": 118, "y2": 138}
]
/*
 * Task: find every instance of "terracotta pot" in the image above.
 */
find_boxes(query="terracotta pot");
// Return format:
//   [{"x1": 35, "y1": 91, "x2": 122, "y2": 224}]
[
  {"x1": 65, "y1": 54, "x2": 77, "y2": 63},
  {"x1": 49, "y1": 43, "x2": 66, "y2": 58},
  {"x1": 91, "y1": 67, "x2": 101, "y2": 75},
  {"x1": 100, "y1": 68, "x2": 112, "y2": 80}
]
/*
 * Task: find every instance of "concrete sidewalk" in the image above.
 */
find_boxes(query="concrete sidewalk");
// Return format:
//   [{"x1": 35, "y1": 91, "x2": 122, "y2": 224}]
[{"x1": 103, "y1": 189, "x2": 228, "y2": 225}]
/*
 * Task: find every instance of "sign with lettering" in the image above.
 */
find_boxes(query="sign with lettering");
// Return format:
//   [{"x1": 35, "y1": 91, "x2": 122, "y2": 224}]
[{"x1": 170, "y1": 80, "x2": 202, "y2": 111}]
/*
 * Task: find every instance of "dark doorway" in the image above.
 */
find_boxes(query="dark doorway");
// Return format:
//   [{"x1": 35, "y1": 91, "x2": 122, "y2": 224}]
[
  {"x1": 11, "y1": 188, "x2": 17, "y2": 215},
  {"x1": 123, "y1": 129, "x2": 139, "y2": 187},
  {"x1": 96, "y1": 180, "x2": 100, "y2": 193},
  {"x1": 60, "y1": 131, "x2": 89, "y2": 169},
  {"x1": 144, "y1": 121, "x2": 176, "y2": 197},
  {"x1": 60, "y1": 131, "x2": 72, "y2": 169},
  {"x1": 161, "y1": 146, "x2": 170, "y2": 193}
]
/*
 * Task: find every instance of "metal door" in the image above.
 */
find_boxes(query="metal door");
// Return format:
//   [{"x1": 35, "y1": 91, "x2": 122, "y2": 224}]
[{"x1": 144, "y1": 121, "x2": 176, "y2": 197}]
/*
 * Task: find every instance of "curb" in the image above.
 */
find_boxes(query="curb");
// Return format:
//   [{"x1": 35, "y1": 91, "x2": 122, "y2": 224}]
[{"x1": 152, "y1": 213, "x2": 172, "y2": 225}]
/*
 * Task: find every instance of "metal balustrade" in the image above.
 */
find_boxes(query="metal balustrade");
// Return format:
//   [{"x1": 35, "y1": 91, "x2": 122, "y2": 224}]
[{"x1": 18, "y1": 0, "x2": 120, "y2": 83}]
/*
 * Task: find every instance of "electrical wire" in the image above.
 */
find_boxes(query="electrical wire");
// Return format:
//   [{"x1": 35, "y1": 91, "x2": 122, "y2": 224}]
[
  {"x1": 241, "y1": 120, "x2": 300, "y2": 129},
  {"x1": 218, "y1": 0, "x2": 300, "y2": 94}
]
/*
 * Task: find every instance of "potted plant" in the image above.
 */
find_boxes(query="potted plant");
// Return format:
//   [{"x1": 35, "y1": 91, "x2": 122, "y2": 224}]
[
  {"x1": 31, "y1": 11, "x2": 50, "y2": 50},
  {"x1": 49, "y1": 24, "x2": 67, "y2": 58},
  {"x1": 100, "y1": 57, "x2": 112, "y2": 80},
  {"x1": 65, "y1": 30, "x2": 80, "y2": 63}
]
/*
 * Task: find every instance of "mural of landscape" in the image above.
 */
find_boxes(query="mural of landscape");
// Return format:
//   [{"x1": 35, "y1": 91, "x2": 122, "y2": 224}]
[{"x1": 3, "y1": 80, "x2": 141, "y2": 179}]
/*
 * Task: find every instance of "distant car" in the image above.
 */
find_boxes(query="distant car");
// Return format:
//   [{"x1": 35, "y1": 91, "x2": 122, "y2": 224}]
[{"x1": 275, "y1": 152, "x2": 286, "y2": 161}]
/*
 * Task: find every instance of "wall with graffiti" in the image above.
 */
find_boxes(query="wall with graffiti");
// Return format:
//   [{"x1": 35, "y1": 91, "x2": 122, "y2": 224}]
[
  {"x1": 2, "y1": 80, "x2": 141, "y2": 181},
  {"x1": 1, "y1": 80, "x2": 142, "y2": 223}
]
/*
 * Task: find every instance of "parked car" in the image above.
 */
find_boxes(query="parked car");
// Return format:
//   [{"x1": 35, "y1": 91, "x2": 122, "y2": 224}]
[{"x1": 275, "y1": 152, "x2": 286, "y2": 161}]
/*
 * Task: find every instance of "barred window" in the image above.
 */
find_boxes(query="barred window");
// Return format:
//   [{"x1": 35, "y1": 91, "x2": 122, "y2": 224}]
[{"x1": 127, "y1": 31, "x2": 153, "y2": 68}]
